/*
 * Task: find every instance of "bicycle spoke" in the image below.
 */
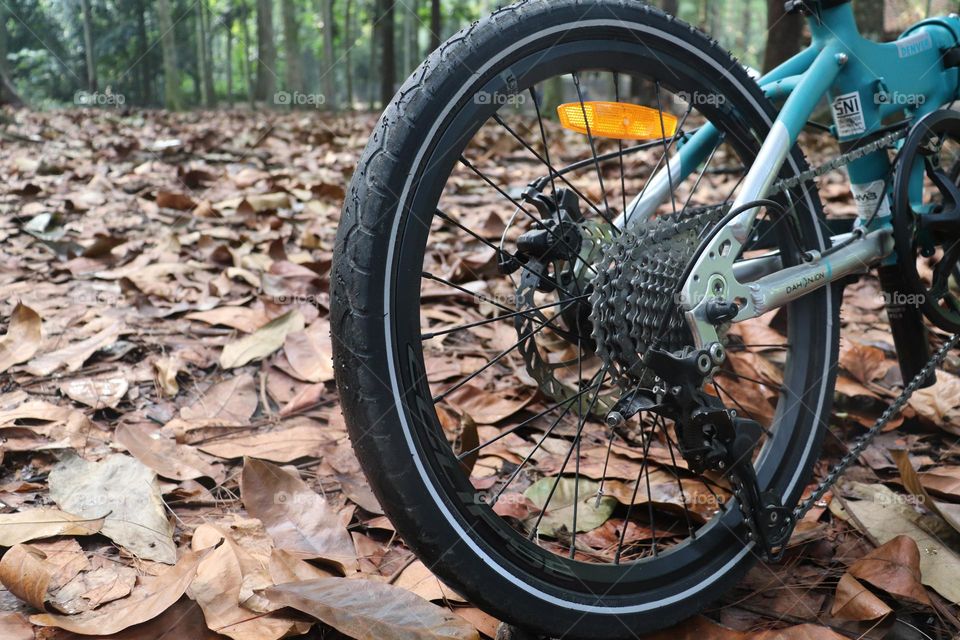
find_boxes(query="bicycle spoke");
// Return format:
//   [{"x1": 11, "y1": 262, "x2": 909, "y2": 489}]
[
  {"x1": 657, "y1": 415, "x2": 696, "y2": 540},
  {"x1": 614, "y1": 73, "x2": 628, "y2": 220},
  {"x1": 422, "y1": 294, "x2": 589, "y2": 340},
  {"x1": 459, "y1": 155, "x2": 593, "y2": 268},
  {"x1": 614, "y1": 415, "x2": 657, "y2": 564},
  {"x1": 679, "y1": 133, "x2": 725, "y2": 217},
  {"x1": 529, "y1": 86, "x2": 558, "y2": 196},
  {"x1": 529, "y1": 366, "x2": 609, "y2": 542},
  {"x1": 433, "y1": 298, "x2": 579, "y2": 403},
  {"x1": 492, "y1": 113, "x2": 613, "y2": 230},
  {"x1": 655, "y1": 81, "x2": 678, "y2": 217},
  {"x1": 458, "y1": 383, "x2": 602, "y2": 461},
  {"x1": 572, "y1": 72, "x2": 614, "y2": 227}
]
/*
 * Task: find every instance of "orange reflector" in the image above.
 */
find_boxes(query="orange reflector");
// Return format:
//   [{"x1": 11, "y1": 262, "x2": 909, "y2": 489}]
[{"x1": 556, "y1": 101, "x2": 678, "y2": 141}]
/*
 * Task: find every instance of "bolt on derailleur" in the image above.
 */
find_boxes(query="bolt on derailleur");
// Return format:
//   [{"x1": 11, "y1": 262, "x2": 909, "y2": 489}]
[{"x1": 605, "y1": 342, "x2": 795, "y2": 560}]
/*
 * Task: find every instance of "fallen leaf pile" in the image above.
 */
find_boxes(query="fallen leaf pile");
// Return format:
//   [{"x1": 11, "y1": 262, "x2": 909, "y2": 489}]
[{"x1": 0, "y1": 106, "x2": 958, "y2": 639}]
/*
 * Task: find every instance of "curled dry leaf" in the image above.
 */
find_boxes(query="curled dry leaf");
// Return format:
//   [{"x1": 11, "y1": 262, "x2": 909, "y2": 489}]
[
  {"x1": 264, "y1": 578, "x2": 479, "y2": 640},
  {"x1": 0, "y1": 544, "x2": 53, "y2": 610},
  {"x1": 220, "y1": 310, "x2": 305, "y2": 369},
  {"x1": 848, "y1": 535, "x2": 931, "y2": 606},
  {"x1": 0, "y1": 508, "x2": 104, "y2": 547},
  {"x1": 831, "y1": 573, "x2": 892, "y2": 621},
  {"x1": 832, "y1": 482, "x2": 960, "y2": 603},
  {"x1": 31, "y1": 549, "x2": 206, "y2": 635},
  {"x1": 240, "y1": 457, "x2": 356, "y2": 572},
  {"x1": 189, "y1": 524, "x2": 306, "y2": 640},
  {"x1": 153, "y1": 355, "x2": 181, "y2": 396},
  {"x1": 49, "y1": 453, "x2": 176, "y2": 564},
  {"x1": 0, "y1": 303, "x2": 42, "y2": 373}
]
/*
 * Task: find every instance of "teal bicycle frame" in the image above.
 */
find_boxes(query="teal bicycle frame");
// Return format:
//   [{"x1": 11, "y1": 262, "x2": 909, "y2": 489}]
[{"x1": 624, "y1": 2, "x2": 960, "y2": 350}]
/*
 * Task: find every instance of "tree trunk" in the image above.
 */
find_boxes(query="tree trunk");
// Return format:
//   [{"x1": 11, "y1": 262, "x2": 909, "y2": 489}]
[
  {"x1": 377, "y1": 0, "x2": 395, "y2": 108},
  {"x1": 156, "y1": 0, "x2": 182, "y2": 110},
  {"x1": 80, "y1": 0, "x2": 98, "y2": 92},
  {"x1": 137, "y1": 0, "x2": 152, "y2": 104},
  {"x1": 255, "y1": 0, "x2": 277, "y2": 102},
  {"x1": 196, "y1": 0, "x2": 215, "y2": 107},
  {"x1": 345, "y1": 0, "x2": 354, "y2": 110},
  {"x1": 281, "y1": 0, "x2": 303, "y2": 93},
  {"x1": 854, "y1": 0, "x2": 885, "y2": 40},
  {"x1": 0, "y1": 9, "x2": 20, "y2": 107},
  {"x1": 763, "y1": 0, "x2": 803, "y2": 73},
  {"x1": 240, "y1": 4, "x2": 255, "y2": 107},
  {"x1": 429, "y1": 0, "x2": 440, "y2": 53},
  {"x1": 660, "y1": 0, "x2": 679, "y2": 17},
  {"x1": 225, "y1": 12, "x2": 234, "y2": 106},
  {"x1": 322, "y1": 0, "x2": 337, "y2": 110}
]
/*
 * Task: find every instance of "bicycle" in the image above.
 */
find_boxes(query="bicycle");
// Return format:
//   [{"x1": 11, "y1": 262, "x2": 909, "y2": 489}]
[{"x1": 331, "y1": 1, "x2": 960, "y2": 636}]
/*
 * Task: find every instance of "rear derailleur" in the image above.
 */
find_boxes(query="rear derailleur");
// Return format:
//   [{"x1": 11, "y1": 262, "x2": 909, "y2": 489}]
[{"x1": 606, "y1": 345, "x2": 795, "y2": 561}]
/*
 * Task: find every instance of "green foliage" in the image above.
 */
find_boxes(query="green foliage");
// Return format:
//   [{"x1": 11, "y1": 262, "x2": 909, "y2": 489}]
[{"x1": 0, "y1": 0, "x2": 940, "y2": 110}]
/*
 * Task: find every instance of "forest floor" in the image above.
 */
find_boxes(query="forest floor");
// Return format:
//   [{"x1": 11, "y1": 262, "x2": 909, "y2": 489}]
[{"x1": 1, "y1": 107, "x2": 960, "y2": 640}]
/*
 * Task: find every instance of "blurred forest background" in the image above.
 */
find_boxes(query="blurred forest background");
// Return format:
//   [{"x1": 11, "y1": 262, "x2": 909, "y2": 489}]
[{"x1": 0, "y1": 0, "x2": 957, "y2": 113}]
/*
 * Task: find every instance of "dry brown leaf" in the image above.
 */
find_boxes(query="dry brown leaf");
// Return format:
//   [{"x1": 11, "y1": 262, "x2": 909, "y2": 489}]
[
  {"x1": 59, "y1": 375, "x2": 128, "y2": 409},
  {"x1": 180, "y1": 372, "x2": 258, "y2": 423},
  {"x1": 116, "y1": 422, "x2": 222, "y2": 481},
  {"x1": 283, "y1": 320, "x2": 334, "y2": 383},
  {"x1": 0, "y1": 544, "x2": 53, "y2": 610},
  {"x1": 197, "y1": 418, "x2": 328, "y2": 462},
  {"x1": 445, "y1": 384, "x2": 532, "y2": 425},
  {"x1": 268, "y1": 548, "x2": 337, "y2": 584},
  {"x1": 848, "y1": 535, "x2": 931, "y2": 606},
  {"x1": 839, "y1": 341, "x2": 890, "y2": 385},
  {"x1": 393, "y1": 560, "x2": 467, "y2": 604},
  {"x1": 0, "y1": 612, "x2": 32, "y2": 640},
  {"x1": 0, "y1": 303, "x2": 42, "y2": 373},
  {"x1": 264, "y1": 577, "x2": 479, "y2": 640},
  {"x1": 891, "y1": 449, "x2": 960, "y2": 533},
  {"x1": 832, "y1": 482, "x2": 960, "y2": 603},
  {"x1": 156, "y1": 191, "x2": 197, "y2": 210},
  {"x1": 153, "y1": 355, "x2": 181, "y2": 396},
  {"x1": 220, "y1": 310, "x2": 305, "y2": 369},
  {"x1": 189, "y1": 525, "x2": 304, "y2": 640},
  {"x1": 49, "y1": 453, "x2": 176, "y2": 564},
  {"x1": 0, "y1": 508, "x2": 103, "y2": 547},
  {"x1": 50, "y1": 561, "x2": 138, "y2": 614},
  {"x1": 31, "y1": 548, "x2": 205, "y2": 635},
  {"x1": 26, "y1": 321, "x2": 123, "y2": 376},
  {"x1": 831, "y1": 573, "x2": 892, "y2": 621},
  {"x1": 240, "y1": 457, "x2": 356, "y2": 571},
  {"x1": 186, "y1": 306, "x2": 273, "y2": 333}
]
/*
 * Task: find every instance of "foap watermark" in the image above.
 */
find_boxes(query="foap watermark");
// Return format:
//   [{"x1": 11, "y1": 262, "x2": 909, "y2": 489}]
[
  {"x1": 274, "y1": 91, "x2": 327, "y2": 109},
  {"x1": 674, "y1": 91, "x2": 726, "y2": 107},
  {"x1": 874, "y1": 91, "x2": 926, "y2": 107},
  {"x1": 74, "y1": 89, "x2": 126, "y2": 108},
  {"x1": 879, "y1": 291, "x2": 926, "y2": 307},
  {"x1": 273, "y1": 491, "x2": 316, "y2": 505},
  {"x1": 474, "y1": 91, "x2": 526, "y2": 107}
]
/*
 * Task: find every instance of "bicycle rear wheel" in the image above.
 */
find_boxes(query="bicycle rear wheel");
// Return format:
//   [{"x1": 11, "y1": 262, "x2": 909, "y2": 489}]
[{"x1": 332, "y1": 1, "x2": 840, "y2": 636}]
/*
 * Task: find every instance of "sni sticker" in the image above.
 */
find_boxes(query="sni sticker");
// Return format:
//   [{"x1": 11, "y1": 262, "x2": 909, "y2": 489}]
[
  {"x1": 850, "y1": 180, "x2": 891, "y2": 220},
  {"x1": 831, "y1": 92, "x2": 866, "y2": 138}
]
